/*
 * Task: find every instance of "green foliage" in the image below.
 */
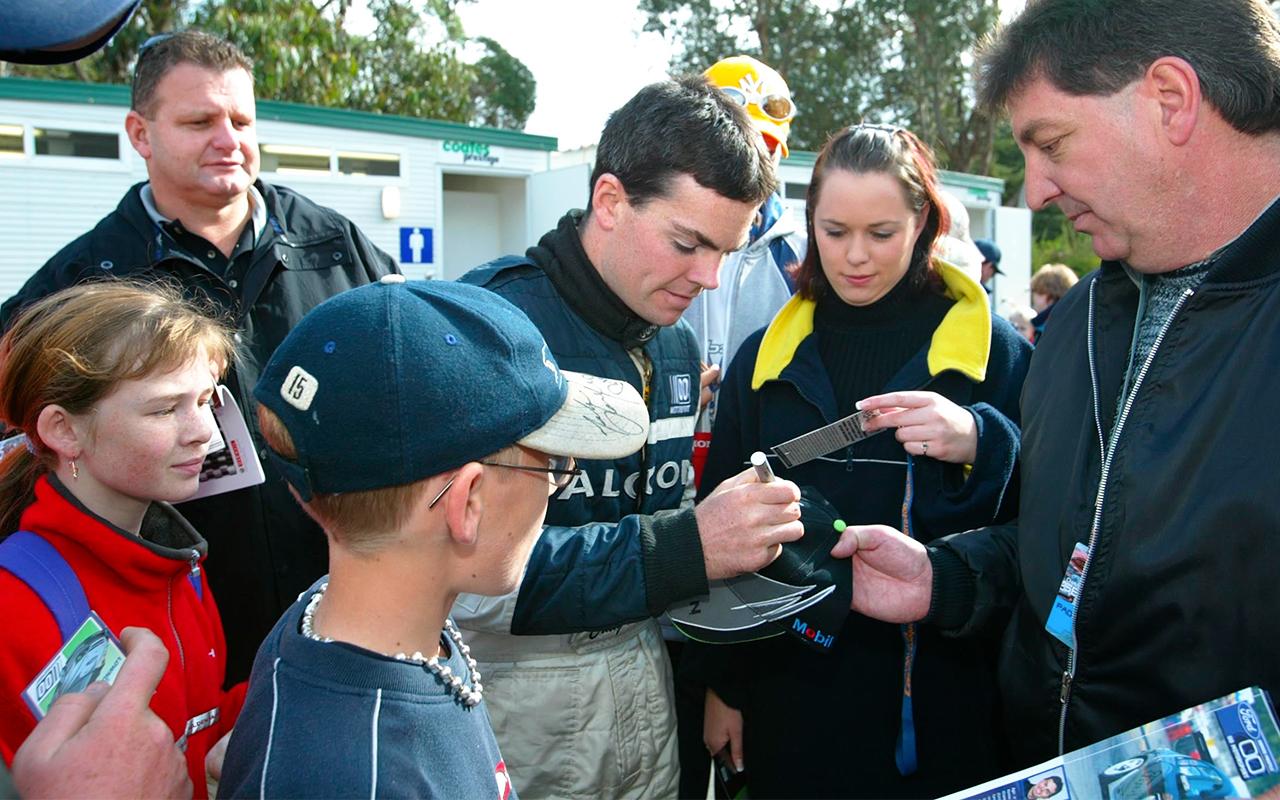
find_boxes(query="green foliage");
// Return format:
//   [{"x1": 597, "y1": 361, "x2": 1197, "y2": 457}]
[
  {"x1": 1031, "y1": 206, "x2": 1100, "y2": 277},
  {"x1": 639, "y1": 0, "x2": 1000, "y2": 173},
  {"x1": 3, "y1": 0, "x2": 535, "y2": 131},
  {"x1": 470, "y1": 37, "x2": 536, "y2": 130}
]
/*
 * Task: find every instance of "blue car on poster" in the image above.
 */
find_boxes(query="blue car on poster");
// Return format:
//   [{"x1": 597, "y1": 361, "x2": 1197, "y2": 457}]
[{"x1": 1097, "y1": 748, "x2": 1233, "y2": 799}]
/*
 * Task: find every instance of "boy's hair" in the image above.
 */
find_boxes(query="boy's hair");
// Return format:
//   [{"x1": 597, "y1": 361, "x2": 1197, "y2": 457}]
[
  {"x1": 1030, "y1": 263, "x2": 1079, "y2": 301},
  {"x1": 132, "y1": 30, "x2": 254, "y2": 118},
  {"x1": 588, "y1": 75, "x2": 778, "y2": 212},
  {"x1": 257, "y1": 404, "x2": 519, "y2": 553},
  {"x1": 976, "y1": 0, "x2": 1280, "y2": 135},
  {"x1": 257, "y1": 404, "x2": 422, "y2": 553}
]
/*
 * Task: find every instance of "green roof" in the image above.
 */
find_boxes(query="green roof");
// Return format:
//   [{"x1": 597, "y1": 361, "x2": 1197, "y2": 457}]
[
  {"x1": 786, "y1": 149, "x2": 1005, "y2": 199},
  {"x1": 0, "y1": 76, "x2": 557, "y2": 151}
]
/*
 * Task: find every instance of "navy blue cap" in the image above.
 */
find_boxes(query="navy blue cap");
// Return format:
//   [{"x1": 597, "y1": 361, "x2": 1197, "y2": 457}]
[
  {"x1": 254, "y1": 276, "x2": 648, "y2": 501},
  {"x1": 975, "y1": 239, "x2": 1003, "y2": 273},
  {"x1": 0, "y1": 0, "x2": 140, "y2": 65}
]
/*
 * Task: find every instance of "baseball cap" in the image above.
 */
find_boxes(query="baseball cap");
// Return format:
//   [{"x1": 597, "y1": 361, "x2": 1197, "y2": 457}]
[
  {"x1": 975, "y1": 239, "x2": 1004, "y2": 274},
  {"x1": 254, "y1": 275, "x2": 649, "y2": 501},
  {"x1": 668, "y1": 489, "x2": 851, "y2": 653},
  {"x1": 0, "y1": 0, "x2": 140, "y2": 65}
]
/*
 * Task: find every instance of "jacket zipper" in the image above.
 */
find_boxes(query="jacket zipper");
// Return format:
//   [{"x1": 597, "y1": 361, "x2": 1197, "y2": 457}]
[
  {"x1": 1059, "y1": 282, "x2": 1193, "y2": 752},
  {"x1": 631, "y1": 349, "x2": 654, "y2": 514},
  {"x1": 167, "y1": 579, "x2": 186, "y2": 671}
]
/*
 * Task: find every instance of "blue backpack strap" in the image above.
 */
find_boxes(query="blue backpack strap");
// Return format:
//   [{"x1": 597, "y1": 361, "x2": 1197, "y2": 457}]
[{"x1": 0, "y1": 531, "x2": 89, "y2": 642}]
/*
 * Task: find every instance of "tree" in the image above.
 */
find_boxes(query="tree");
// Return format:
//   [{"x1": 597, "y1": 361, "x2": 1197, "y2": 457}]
[
  {"x1": 639, "y1": 0, "x2": 1000, "y2": 172},
  {"x1": 3, "y1": 0, "x2": 535, "y2": 131},
  {"x1": 470, "y1": 37, "x2": 536, "y2": 130}
]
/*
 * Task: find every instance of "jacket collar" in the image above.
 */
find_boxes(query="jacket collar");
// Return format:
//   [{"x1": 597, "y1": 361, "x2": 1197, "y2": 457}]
[
  {"x1": 19, "y1": 475, "x2": 207, "y2": 586},
  {"x1": 751, "y1": 259, "x2": 992, "y2": 390}
]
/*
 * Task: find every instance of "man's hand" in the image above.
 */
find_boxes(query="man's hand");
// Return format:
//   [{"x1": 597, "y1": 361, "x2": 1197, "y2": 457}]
[
  {"x1": 696, "y1": 465, "x2": 803, "y2": 580},
  {"x1": 699, "y1": 363, "x2": 720, "y2": 410},
  {"x1": 831, "y1": 524, "x2": 933, "y2": 623},
  {"x1": 12, "y1": 627, "x2": 192, "y2": 800},
  {"x1": 703, "y1": 689, "x2": 744, "y2": 773}
]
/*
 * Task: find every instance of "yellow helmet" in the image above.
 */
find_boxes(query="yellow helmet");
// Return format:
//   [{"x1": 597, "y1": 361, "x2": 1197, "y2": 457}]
[{"x1": 704, "y1": 55, "x2": 796, "y2": 158}]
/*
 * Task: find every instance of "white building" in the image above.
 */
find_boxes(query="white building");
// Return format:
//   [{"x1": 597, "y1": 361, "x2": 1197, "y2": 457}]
[
  {"x1": 0, "y1": 76, "x2": 565, "y2": 297},
  {"x1": 0, "y1": 76, "x2": 1031, "y2": 310}
]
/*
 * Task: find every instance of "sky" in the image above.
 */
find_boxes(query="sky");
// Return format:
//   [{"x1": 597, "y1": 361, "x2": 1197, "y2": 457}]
[{"x1": 452, "y1": 0, "x2": 1031, "y2": 150}]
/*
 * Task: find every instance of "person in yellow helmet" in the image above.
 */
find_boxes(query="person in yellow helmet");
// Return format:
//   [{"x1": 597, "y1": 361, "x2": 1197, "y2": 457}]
[
  {"x1": 684, "y1": 55, "x2": 808, "y2": 486},
  {"x1": 675, "y1": 54, "x2": 810, "y2": 800}
]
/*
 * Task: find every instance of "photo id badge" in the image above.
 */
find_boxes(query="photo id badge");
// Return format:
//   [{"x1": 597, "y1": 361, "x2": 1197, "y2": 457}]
[
  {"x1": 1045, "y1": 541, "x2": 1089, "y2": 651},
  {"x1": 22, "y1": 612, "x2": 125, "y2": 719}
]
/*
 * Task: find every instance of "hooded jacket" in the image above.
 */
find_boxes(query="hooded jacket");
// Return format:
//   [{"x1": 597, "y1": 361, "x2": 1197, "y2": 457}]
[
  {"x1": 0, "y1": 477, "x2": 245, "y2": 799},
  {"x1": 693, "y1": 261, "x2": 1031, "y2": 797}
]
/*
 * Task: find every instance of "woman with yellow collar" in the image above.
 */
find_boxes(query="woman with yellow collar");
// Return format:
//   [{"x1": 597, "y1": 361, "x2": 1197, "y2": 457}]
[{"x1": 694, "y1": 125, "x2": 1032, "y2": 798}]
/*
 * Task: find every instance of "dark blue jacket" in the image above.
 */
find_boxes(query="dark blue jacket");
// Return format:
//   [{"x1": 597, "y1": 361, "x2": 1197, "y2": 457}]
[
  {"x1": 460, "y1": 256, "x2": 707, "y2": 633},
  {"x1": 695, "y1": 261, "x2": 1032, "y2": 797}
]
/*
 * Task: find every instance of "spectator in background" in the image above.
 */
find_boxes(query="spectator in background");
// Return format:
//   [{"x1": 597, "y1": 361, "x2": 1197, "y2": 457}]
[
  {"x1": 976, "y1": 238, "x2": 1003, "y2": 292},
  {"x1": 0, "y1": 30, "x2": 399, "y2": 684},
  {"x1": 1029, "y1": 263, "x2": 1079, "y2": 341},
  {"x1": 1004, "y1": 303, "x2": 1037, "y2": 342}
]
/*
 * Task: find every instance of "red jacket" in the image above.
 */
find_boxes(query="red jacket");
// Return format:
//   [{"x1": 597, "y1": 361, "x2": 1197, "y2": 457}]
[{"x1": 0, "y1": 476, "x2": 245, "y2": 798}]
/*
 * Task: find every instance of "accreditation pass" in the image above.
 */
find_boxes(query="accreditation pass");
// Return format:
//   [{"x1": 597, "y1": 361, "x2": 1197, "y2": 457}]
[{"x1": 1045, "y1": 542, "x2": 1088, "y2": 650}]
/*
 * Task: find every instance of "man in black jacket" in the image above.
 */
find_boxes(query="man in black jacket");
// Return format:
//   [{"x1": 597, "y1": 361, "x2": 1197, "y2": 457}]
[
  {"x1": 836, "y1": 0, "x2": 1280, "y2": 767},
  {"x1": 0, "y1": 31, "x2": 398, "y2": 683}
]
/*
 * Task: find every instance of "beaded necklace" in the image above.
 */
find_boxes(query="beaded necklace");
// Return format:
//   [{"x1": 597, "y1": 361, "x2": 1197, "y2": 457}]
[{"x1": 300, "y1": 582, "x2": 483, "y2": 707}]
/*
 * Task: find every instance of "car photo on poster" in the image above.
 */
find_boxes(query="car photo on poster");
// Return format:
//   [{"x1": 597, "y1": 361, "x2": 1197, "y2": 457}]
[{"x1": 1096, "y1": 748, "x2": 1232, "y2": 800}]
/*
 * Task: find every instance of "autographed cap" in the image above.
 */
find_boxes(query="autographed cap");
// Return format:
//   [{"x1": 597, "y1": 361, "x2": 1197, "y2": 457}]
[
  {"x1": 254, "y1": 276, "x2": 649, "y2": 501},
  {"x1": 669, "y1": 488, "x2": 852, "y2": 653},
  {"x1": 0, "y1": 0, "x2": 140, "y2": 65}
]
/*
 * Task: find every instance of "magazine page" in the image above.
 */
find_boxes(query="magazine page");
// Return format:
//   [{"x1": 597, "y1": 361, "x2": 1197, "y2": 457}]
[{"x1": 942, "y1": 687, "x2": 1280, "y2": 800}]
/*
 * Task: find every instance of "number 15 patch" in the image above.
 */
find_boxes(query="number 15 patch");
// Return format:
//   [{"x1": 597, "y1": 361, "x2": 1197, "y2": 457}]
[{"x1": 1045, "y1": 541, "x2": 1089, "y2": 650}]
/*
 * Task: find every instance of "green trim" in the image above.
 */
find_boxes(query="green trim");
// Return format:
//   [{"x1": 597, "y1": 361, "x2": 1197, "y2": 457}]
[
  {"x1": 785, "y1": 149, "x2": 1004, "y2": 200},
  {"x1": 0, "y1": 76, "x2": 557, "y2": 151}
]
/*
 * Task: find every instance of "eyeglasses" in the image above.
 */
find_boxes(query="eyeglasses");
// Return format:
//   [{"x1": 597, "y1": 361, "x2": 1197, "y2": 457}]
[
  {"x1": 428, "y1": 454, "x2": 581, "y2": 508},
  {"x1": 481, "y1": 454, "x2": 580, "y2": 491},
  {"x1": 720, "y1": 86, "x2": 796, "y2": 123}
]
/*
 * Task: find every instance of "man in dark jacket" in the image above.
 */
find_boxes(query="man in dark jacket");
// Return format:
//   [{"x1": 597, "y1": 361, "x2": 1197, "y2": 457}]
[
  {"x1": 0, "y1": 31, "x2": 398, "y2": 683},
  {"x1": 454, "y1": 77, "x2": 806, "y2": 799},
  {"x1": 836, "y1": 0, "x2": 1280, "y2": 769}
]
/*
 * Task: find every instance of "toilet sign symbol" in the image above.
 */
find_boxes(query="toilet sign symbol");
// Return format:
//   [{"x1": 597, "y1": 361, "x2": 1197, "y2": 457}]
[{"x1": 399, "y1": 227, "x2": 434, "y2": 264}]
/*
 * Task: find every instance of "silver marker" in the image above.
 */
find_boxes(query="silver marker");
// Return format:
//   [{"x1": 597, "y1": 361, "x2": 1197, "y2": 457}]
[{"x1": 750, "y1": 451, "x2": 775, "y2": 483}]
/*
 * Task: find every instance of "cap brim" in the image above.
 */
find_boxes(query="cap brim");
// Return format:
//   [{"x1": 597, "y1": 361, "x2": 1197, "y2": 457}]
[
  {"x1": 0, "y1": 0, "x2": 139, "y2": 65},
  {"x1": 519, "y1": 369, "x2": 648, "y2": 460}
]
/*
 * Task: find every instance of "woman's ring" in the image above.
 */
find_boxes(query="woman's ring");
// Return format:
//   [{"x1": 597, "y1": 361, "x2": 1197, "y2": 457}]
[{"x1": 921, "y1": 441, "x2": 930, "y2": 456}]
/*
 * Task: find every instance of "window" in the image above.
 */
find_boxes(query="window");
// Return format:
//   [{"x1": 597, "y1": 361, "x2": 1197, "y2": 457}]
[
  {"x1": 784, "y1": 182, "x2": 808, "y2": 201},
  {"x1": 33, "y1": 128, "x2": 118, "y2": 159},
  {"x1": 338, "y1": 151, "x2": 400, "y2": 177},
  {"x1": 0, "y1": 124, "x2": 21, "y2": 157},
  {"x1": 260, "y1": 144, "x2": 329, "y2": 174}
]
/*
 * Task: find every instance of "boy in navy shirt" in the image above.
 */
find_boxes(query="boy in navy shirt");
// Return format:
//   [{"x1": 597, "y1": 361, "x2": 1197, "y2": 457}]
[{"x1": 217, "y1": 276, "x2": 648, "y2": 799}]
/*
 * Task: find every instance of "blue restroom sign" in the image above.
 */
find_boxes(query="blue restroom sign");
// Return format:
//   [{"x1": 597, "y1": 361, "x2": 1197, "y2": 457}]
[{"x1": 399, "y1": 227, "x2": 434, "y2": 264}]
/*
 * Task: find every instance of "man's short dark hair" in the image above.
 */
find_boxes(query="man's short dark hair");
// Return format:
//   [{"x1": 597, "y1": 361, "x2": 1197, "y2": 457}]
[
  {"x1": 588, "y1": 75, "x2": 777, "y2": 211},
  {"x1": 131, "y1": 30, "x2": 253, "y2": 118},
  {"x1": 977, "y1": 0, "x2": 1280, "y2": 135}
]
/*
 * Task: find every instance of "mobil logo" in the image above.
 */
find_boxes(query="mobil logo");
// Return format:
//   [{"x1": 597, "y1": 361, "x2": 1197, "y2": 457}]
[{"x1": 792, "y1": 617, "x2": 835, "y2": 648}]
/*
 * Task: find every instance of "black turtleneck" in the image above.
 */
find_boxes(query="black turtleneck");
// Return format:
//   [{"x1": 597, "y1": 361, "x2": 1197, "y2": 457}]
[
  {"x1": 814, "y1": 275, "x2": 953, "y2": 416},
  {"x1": 527, "y1": 210, "x2": 659, "y2": 350}
]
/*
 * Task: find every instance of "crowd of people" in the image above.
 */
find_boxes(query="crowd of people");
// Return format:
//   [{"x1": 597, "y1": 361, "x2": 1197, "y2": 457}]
[{"x1": 2, "y1": 0, "x2": 1279, "y2": 798}]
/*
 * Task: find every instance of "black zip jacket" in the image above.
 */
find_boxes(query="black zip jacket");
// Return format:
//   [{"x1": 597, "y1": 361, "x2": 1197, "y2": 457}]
[
  {"x1": 931, "y1": 196, "x2": 1280, "y2": 765},
  {"x1": 0, "y1": 180, "x2": 399, "y2": 682}
]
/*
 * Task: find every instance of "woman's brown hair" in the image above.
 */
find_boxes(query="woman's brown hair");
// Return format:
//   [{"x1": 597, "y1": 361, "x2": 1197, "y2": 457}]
[
  {"x1": 0, "y1": 280, "x2": 235, "y2": 534},
  {"x1": 792, "y1": 124, "x2": 951, "y2": 301}
]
